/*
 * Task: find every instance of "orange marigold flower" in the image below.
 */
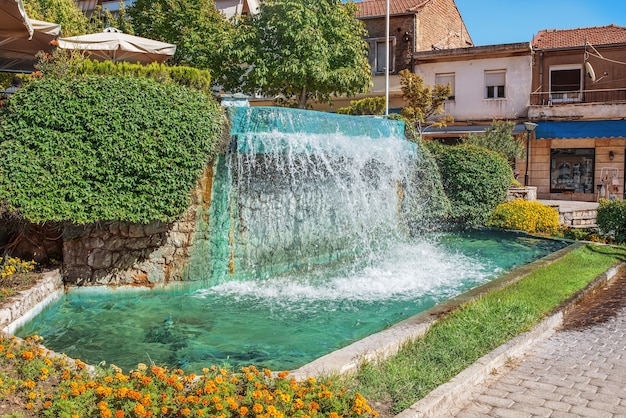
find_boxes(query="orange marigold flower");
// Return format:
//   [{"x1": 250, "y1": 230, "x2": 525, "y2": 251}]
[
  {"x1": 329, "y1": 413, "x2": 340, "y2": 418},
  {"x1": 181, "y1": 408, "x2": 191, "y2": 416},
  {"x1": 115, "y1": 411, "x2": 125, "y2": 418},
  {"x1": 44, "y1": 401, "x2": 52, "y2": 409},
  {"x1": 133, "y1": 403, "x2": 146, "y2": 416},
  {"x1": 252, "y1": 403, "x2": 263, "y2": 414},
  {"x1": 263, "y1": 369, "x2": 272, "y2": 378},
  {"x1": 239, "y1": 406, "x2": 249, "y2": 416},
  {"x1": 28, "y1": 392, "x2": 37, "y2": 400},
  {"x1": 49, "y1": 39, "x2": 59, "y2": 46},
  {"x1": 26, "y1": 402, "x2": 34, "y2": 410},
  {"x1": 22, "y1": 351, "x2": 34, "y2": 360},
  {"x1": 277, "y1": 371, "x2": 289, "y2": 379}
]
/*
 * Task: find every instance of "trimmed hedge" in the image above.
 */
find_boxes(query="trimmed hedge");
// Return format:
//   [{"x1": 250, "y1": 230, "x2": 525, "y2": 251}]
[
  {"x1": 487, "y1": 199, "x2": 561, "y2": 235},
  {"x1": 336, "y1": 97, "x2": 385, "y2": 116},
  {"x1": 427, "y1": 143, "x2": 512, "y2": 226},
  {"x1": 0, "y1": 76, "x2": 225, "y2": 224},
  {"x1": 596, "y1": 198, "x2": 626, "y2": 243}
]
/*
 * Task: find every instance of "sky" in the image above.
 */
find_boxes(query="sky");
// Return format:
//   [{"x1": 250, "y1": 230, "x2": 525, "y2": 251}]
[{"x1": 454, "y1": 0, "x2": 626, "y2": 46}]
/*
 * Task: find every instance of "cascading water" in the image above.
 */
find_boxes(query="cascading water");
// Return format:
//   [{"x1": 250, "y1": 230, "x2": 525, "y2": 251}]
[
  {"x1": 206, "y1": 107, "x2": 419, "y2": 282},
  {"x1": 16, "y1": 107, "x2": 568, "y2": 372}
]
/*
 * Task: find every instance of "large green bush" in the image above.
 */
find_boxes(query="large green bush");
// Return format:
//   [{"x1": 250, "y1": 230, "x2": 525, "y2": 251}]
[
  {"x1": 0, "y1": 76, "x2": 225, "y2": 224},
  {"x1": 427, "y1": 143, "x2": 512, "y2": 226},
  {"x1": 400, "y1": 123, "x2": 451, "y2": 232},
  {"x1": 596, "y1": 198, "x2": 626, "y2": 243}
]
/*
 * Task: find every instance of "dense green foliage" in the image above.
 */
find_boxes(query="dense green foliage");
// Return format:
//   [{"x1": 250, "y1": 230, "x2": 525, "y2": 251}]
[
  {"x1": 401, "y1": 123, "x2": 451, "y2": 231},
  {"x1": 463, "y1": 120, "x2": 524, "y2": 162},
  {"x1": 426, "y1": 143, "x2": 512, "y2": 226},
  {"x1": 348, "y1": 243, "x2": 626, "y2": 413},
  {"x1": 487, "y1": 199, "x2": 561, "y2": 235},
  {"x1": 36, "y1": 55, "x2": 212, "y2": 92},
  {"x1": 229, "y1": 0, "x2": 371, "y2": 108},
  {"x1": 596, "y1": 198, "x2": 626, "y2": 243},
  {"x1": 336, "y1": 97, "x2": 385, "y2": 115},
  {"x1": 0, "y1": 76, "x2": 225, "y2": 224},
  {"x1": 129, "y1": 0, "x2": 235, "y2": 85}
]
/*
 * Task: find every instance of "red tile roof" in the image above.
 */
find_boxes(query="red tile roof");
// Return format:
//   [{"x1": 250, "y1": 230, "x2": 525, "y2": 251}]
[
  {"x1": 532, "y1": 25, "x2": 626, "y2": 49},
  {"x1": 354, "y1": 0, "x2": 432, "y2": 18}
]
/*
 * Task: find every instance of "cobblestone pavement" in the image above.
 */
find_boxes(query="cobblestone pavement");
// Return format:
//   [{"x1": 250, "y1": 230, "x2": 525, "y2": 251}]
[{"x1": 448, "y1": 274, "x2": 626, "y2": 418}]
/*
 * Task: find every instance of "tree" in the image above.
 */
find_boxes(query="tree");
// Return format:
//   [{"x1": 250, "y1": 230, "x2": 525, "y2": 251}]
[
  {"x1": 399, "y1": 69, "x2": 453, "y2": 132},
  {"x1": 24, "y1": 0, "x2": 94, "y2": 36},
  {"x1": 128, "y1": 0, "x2": 235, "y2": 84},
  {"x1": 228, "y1": 0, "x2": 371, "y2": 109},
  {"x1": 463, "y1": 120, "x2": 524, "y2": 162}
]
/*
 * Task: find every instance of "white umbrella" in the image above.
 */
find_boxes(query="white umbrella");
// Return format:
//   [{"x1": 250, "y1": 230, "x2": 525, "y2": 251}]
[
  {"x1": 0, "y1": 19, "x2": 61, "y2": 72},
  {"x1": 58, "y1": 28, "x2": 176, "y2": 65}
]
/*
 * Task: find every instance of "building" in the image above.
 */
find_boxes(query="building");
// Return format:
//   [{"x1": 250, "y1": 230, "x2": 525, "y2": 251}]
[
  {"x1": 315, "y1": 0, "x2": 473, "y2": 111},
  {"x1": 412, "y1": 42, "x2": 532, "y2": 142},
  {"x1": 527, "y1": 25, "x2": 626, "y2": 201}
]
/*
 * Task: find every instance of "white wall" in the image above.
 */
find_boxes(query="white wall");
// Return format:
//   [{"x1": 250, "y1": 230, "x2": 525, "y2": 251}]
[{"x1": 414, "y1": 55, "x2": 532, "y2": 122}]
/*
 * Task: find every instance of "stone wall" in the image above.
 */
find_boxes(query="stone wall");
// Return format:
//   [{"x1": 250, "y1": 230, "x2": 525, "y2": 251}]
[{"x1": 61, "y1": 164, "x2": 215, "y2": 286}]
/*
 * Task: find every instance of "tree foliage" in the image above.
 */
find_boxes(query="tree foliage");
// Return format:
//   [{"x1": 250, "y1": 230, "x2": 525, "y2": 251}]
[
  {"x1": 228, "y1": 0, "x2": 372, "y2": 109},
  {"x1": 426, "y1": 143, "x2": 512, "y2": 226},
  {"x1": 24, "y1": 0, "x2": 94, "y2": 36},
  {"x1": 0, "y1": 76, "x2": 225, "y2": 224},
  {"x1": 128, "y1": 0, "x2": 235, "y2": 84},
  {"x1": 463, "y1": 120, "x2": 524, "y2": 162},
  {"x1": 399, "y1": 69, "x2": 453, "y2": 131}
]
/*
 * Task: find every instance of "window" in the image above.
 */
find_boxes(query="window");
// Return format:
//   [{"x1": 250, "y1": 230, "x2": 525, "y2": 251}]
[
  {"x1": 435, "y1": 73, "x2": 455, "y2": 100},
  {"x1": 550, "y1": 65, "x2": 582, "y2": 103},
  {"x1": 485, "y1": 70, "x2": 505, "y2": 99},
  {"x1": 550, "y1": 148, "x2": 594, "y2": 193},
  {"x1": 368, "y1": 38, "x2": 395, "y2": 74}
]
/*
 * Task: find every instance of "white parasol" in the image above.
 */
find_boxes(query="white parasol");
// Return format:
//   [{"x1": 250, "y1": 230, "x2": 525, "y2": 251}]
[{"x1": 58, "y1": 28, "x2": 176, "y2": 65}]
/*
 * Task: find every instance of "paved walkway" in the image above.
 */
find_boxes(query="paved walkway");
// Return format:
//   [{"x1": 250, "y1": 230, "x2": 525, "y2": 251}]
[{"x1": 446, "y1": 275, "x2": 626, "y2": 417}]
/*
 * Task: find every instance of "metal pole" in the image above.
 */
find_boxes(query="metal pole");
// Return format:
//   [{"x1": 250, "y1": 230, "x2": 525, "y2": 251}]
[
  {"x1": 385, "y1": 0, "x2": 389, "y2": 116},
  {"x1": 524, "y1": 130, "x2": 530, "y2": 186}
]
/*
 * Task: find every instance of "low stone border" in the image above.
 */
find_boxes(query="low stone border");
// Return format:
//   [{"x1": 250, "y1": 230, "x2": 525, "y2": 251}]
[
  {"x1": 0, "y1": 269, "x2": 64, "y2": 335},
  {"x1": 395, "y1": 262, "x2": 623, "y2": 417}
]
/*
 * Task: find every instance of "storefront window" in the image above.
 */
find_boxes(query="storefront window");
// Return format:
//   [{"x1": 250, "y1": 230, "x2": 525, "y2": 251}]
[{"x1": 550, "y1": 148, "x2": 594, "y2": 193}]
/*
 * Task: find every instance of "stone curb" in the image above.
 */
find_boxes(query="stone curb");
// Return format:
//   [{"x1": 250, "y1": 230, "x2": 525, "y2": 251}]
[
  {"x1": 0, "y1": 269, "x2": 64, "y2": 335},
  {"x1": 395, "y1": 262, "x2": 623, "y2": 418}
]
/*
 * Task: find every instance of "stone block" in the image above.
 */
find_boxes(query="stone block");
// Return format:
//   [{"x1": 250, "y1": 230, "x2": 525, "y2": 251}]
[
  {"x1": 128, "y1": 224, "x2": 147, "y2": 238},
  {"x1": 87, "y1": 249, "x2": 112, "y2": 269},
  {"x1": 126, "y1": 237, "x2": 153, "y2": 251}
]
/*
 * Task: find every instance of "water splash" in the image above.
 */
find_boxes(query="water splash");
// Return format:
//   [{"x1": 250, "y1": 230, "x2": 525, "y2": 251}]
[{"x1": 202, "y1": 107, "x2": 418, "y2": 283}]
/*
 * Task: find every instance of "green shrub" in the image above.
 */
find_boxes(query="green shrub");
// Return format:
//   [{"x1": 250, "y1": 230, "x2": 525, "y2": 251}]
[
  {"x1": 399, "y1": 123, "x2": 451, "y2": 232},
  {"x1": 336, "y1": 97, "x2": 385, "y2": 115},
  {"x1": 596, "y1": 198, "x2": 626, "y2": 243},
  {"x1": 0, "y1": 76, "x2": 225, "y2": 224},
  {"x1": 487, "y1": 199, "x2": 561, "y2": 234},
  {"x1": 427, "y1": 143, "x2": 511, "y2": 226},
  {"x1": 36, "y1": 48, "x2": 212, "y2": 93}
]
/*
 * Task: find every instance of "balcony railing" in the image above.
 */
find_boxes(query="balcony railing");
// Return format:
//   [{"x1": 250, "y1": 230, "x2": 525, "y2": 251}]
[{"x1": 531, "y1": 88, "x2": 626, "y2": 106}]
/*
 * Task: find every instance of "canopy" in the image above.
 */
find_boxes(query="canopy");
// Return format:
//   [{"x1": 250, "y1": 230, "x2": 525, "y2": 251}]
[
  {"x1": 0, "y1": 0, "x2": 33, "y2": 40},
  {"x1": 0, "y1": 19, "x2": 61, "y2": 72},
  {"x1": 58, "y1": 28, "x2": 176, "y2": 64}
]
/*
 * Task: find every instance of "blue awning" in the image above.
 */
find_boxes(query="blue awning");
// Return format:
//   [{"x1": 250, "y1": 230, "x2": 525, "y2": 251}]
[{"x1": 536, "y1": 120, "x2": 626, "y2": 139}]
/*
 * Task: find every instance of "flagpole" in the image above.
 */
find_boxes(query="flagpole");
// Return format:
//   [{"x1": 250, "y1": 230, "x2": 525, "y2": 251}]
[{"x1": 385, "y1": 0, "x2": 390, "y2": 116}]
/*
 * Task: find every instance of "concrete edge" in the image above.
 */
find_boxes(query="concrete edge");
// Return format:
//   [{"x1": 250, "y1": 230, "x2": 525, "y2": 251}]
[
  {"x1": 0, "y1": 269, "x2": 64, "y2": 335},
  {"x1": 395, "y1": 261, "x2": 624, "y2": 418}
]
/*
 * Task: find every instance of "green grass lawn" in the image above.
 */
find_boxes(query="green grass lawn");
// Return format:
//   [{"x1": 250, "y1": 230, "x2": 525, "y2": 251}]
[{"x1": 342, "y1": 243, "x2": 626, "y2": 415}]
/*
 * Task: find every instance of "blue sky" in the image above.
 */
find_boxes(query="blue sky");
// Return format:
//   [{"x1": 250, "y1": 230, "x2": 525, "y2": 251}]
[{"x1": 455, "y1": 0, "x2": 626, "y2": 46}]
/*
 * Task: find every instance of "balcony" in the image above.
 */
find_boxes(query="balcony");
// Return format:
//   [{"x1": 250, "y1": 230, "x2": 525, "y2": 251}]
[{"x1": 529, "y1": 87, "x2": 626, "y2": 120}]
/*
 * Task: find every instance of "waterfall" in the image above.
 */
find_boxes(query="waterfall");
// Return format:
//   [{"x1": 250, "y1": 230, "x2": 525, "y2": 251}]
[{"x1": 201, "y1": 107, "x2": 419, "y2": 284}]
